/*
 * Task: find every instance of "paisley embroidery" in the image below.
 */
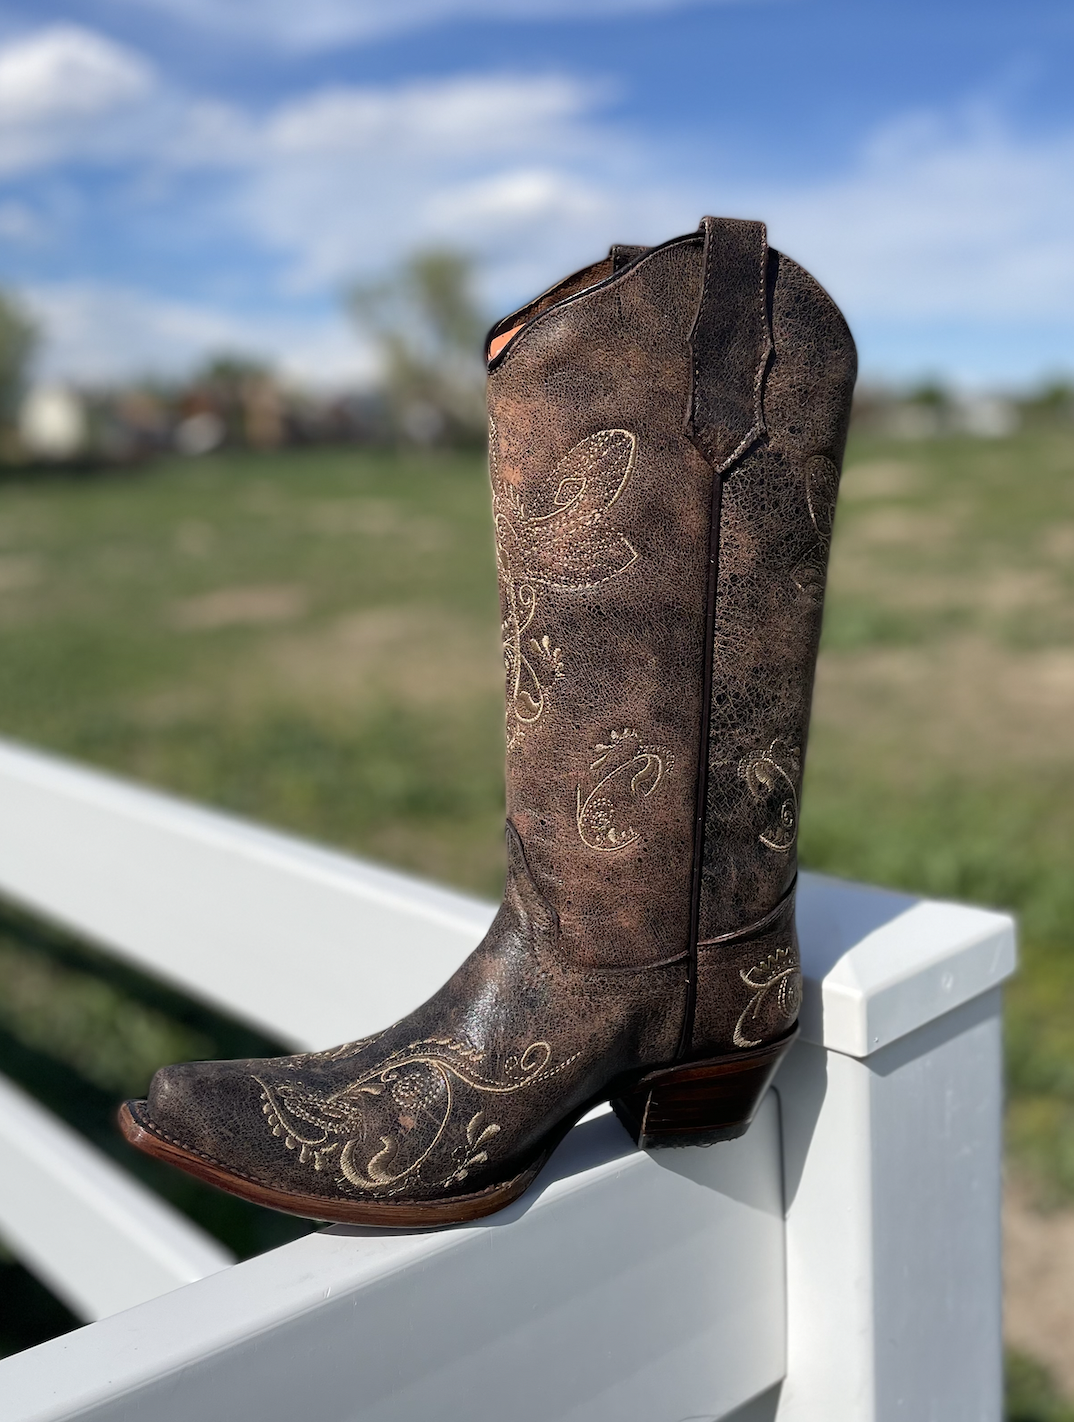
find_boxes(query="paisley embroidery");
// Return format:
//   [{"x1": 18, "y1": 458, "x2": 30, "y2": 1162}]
[
  {"x1": 740, "y1": 738, "x2": 800, "y2": 852},
  {"x1": 734, "y1": 946, "x2": 802, "y2": 1048},
  {"x1": 792, "y1": 454, "x2": 840, "y2": 602},
  {"x1": 255, "y1": 1036, "x2": 575, "y2": 1194},
  {"x1": 576, "y1": 728, "x2": 672, "y2": 852},
  {"x1": 491, "y1": 426, "x2": 638, "y2": 749}
]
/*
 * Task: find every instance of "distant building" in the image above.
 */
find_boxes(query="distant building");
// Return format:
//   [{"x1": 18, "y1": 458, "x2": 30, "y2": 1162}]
[{"x1": 18, "y1": 385, "x2": 87, "y2": 461}]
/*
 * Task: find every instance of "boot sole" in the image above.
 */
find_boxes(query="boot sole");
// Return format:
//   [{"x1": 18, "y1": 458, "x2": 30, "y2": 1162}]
[
  {"x1": 118, "y1": 1098, "x2": 562, "y2": 1229},
  {"x1": 118, "y1": 1025, "x2": 797, "y2": 1228}
]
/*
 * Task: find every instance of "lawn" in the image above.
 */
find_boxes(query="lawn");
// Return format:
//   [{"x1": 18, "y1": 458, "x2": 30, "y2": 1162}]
[{"x1": 0, "y1": 431, "x2": 1072, "y2": 1369}]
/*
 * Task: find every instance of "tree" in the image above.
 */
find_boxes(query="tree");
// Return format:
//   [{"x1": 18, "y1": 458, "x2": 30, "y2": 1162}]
[
  {"x1": 0, "y1": 290, "x2": 37, "y2": 432},
  {"x1": 348, "y1": 250, "x2": 487, "y2": 446}
]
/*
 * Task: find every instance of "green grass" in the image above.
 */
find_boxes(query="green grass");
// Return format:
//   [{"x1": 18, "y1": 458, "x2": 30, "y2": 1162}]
[
  {"x1": 803, "y1": 432, "x2": 1074, "y2": 1207},
  {"x1": 0, "y1": 448, "x2": 507, "y2": 891},
  {"x1": 0, "y1": 433, "x2": 1071, "y2": 1379},
  {"x1": 1007, "y1": 1350, "x2": 1074, "y2": 1422}
]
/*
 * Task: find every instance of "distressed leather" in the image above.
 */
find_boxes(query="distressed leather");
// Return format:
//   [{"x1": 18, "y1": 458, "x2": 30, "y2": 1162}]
[{"x1": 127, "y1": 219, "x2": 856, "y2": 1211}]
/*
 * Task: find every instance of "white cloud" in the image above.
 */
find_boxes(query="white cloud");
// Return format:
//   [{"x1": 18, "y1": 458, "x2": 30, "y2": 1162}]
[
  {"x1": 163, "y1": 98, "x2": 259, "y2": 167},
  {"x1": 751, "y1": 110, "x2": 1074, "y2": 326},
  {"x1": 5, "y1": 29, "x2": 1072, "y2": 385},
  {"x1": 24, "y1": 282, "x2": 374, "y2": 388},
  {"x1": 0, "y1": 24, "x2": 155, "y2": 173},
  {"x1": 225, "y1": 80, "x2": 1074, "y2": 342},
  {"x1": 232, "y1": 73, "x2": 631, "y2": 291},
  {"x1": 4, "y1": 55, "x2": 643, "y2": 384},
  {"x1": 205, "y1": 90, "x2": 1074, "y2": 382},
  {"x1": 427, "y1": 169, "x2": 608, "y2": 229},
  {"x1": 264, "y1": 74, "x2": 592, "y2": 159},
  {"x1": 0, "y1": 24, "x2": 151, "y2": 121},
  {"x1": 110, "y1": 0, "x2": 717, "y2": 52}
]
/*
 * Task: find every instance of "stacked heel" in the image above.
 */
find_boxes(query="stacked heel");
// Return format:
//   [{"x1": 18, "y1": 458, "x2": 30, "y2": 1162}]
[{"x1": 612, "y1": 1025, "x2": 797, "y2": 1149}]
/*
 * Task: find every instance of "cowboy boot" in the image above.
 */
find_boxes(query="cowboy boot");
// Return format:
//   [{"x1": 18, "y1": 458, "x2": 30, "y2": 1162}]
[{"x1": 120, "y1": 218, "x2": 856, "y2": 1227}]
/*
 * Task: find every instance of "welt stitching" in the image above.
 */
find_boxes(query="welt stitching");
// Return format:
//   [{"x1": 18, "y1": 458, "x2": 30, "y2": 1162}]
[
  {"x1": 139, "y1": 1117, "x2": 504, "y2": 1207},
  {"x1": 139, "y1": 1118, "x2": 287, "y2": 1190}
]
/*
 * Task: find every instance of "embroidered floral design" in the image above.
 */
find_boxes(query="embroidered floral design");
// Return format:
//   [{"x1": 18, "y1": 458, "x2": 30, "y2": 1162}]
[
  {"x1": 740, "y1": 739, "x2": 800, "y2": 852},
  {"x1": 792, "y1": 454, "x2": 840, "y2": 602},
  {"x1": 445, "y1": 1111, "x2": 503, "y2": 1186},
  {"x1": 576, "y1": 728, "x2": 672, "y2": 852},
  {"x1": 734, "y1": 946, "x2": 802, "y2": 1048},
  {"x1": 491, "y1": 426, "x2": 639, "y2": 749},
  {"x1": 255, "y1": 1036, "x2": 574, "y2": 1194}
]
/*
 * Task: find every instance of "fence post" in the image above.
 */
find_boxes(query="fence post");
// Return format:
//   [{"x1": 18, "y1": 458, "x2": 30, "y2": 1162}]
[{"x1": 764, "y1": 876, "x2": 1016, "y2": 1422}]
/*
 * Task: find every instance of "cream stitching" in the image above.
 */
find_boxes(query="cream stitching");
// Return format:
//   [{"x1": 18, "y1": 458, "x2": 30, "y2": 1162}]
[
  {"x1": 136, "y1": 1115, "x2": 499, "y2": 1206},
  {"x1": 255, "y1": 1036, "x2": 580, "y2": 1194},
  {"x1": 575, "y1": 727, "x2": 673, "y2": 852},
  {"x1": 733, "y1": 947, "x2": 802, "y2": 1048},
  {"x1": 739, "y1": 738, "x2": 800, "y2": 852},
  {"x1": 492, "y1": 427, "x2": 638, "y2": 750}
]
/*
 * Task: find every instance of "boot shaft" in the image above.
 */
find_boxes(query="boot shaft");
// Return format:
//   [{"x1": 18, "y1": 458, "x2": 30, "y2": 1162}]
[
  {"x1": 698, "y1": 243, "x2": 856, "y2": 946},
  {"x1": 487, "y1": 218, "x2": 856, "y2": 1051},
  {"x1": 488, "y1": 230, "x2": 713, "y2": 977}
]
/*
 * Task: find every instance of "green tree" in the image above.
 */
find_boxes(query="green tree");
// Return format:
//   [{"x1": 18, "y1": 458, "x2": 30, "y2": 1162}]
[
  {"x1": 1020, "y1": 379, "x2": 1074, "y2": 427},
  {"x1": 348, "y1": 250, "x2": 487, "y2": 447},
  {"x1": 0, "y1": 289, "x2": 37, "y2": 432}
]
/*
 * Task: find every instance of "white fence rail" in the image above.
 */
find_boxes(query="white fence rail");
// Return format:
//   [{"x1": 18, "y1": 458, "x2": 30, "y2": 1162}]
[
  {"x1": 0, "y1": 1074, "x2": 232, "y2": 1321},
  {"x1": 0, "y1": 738, "x2": 1016, "y2": 1421}
]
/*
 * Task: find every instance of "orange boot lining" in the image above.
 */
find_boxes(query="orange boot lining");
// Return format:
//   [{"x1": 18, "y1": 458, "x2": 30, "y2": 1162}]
[{"x1": 487, "y1": 325, "x2": 523, "y2": 363}]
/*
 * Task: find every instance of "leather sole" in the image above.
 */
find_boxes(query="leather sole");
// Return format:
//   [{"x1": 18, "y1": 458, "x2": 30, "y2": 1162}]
[{"x1": 119, "y1": 1025, "x2": 797, "y2": 1228}]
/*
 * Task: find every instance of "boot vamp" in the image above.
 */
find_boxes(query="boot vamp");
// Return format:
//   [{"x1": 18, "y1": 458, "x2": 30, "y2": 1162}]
[{"x1": 141, "y1": 939, "x2": 686, "y2": 1206}]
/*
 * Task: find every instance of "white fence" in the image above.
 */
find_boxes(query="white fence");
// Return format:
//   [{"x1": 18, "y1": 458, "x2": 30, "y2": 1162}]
[{"x1": 0, "y1": 738, "x2": 1016, "y2": 1421}]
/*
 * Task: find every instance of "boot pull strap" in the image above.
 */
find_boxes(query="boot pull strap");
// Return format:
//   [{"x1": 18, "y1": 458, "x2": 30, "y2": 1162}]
[
  {"x1": 686, "y1": 216, "x2": 773, "y2": 476},
  {"x1": 609, "y1": 243, "x2": 649, "y2": 273}
]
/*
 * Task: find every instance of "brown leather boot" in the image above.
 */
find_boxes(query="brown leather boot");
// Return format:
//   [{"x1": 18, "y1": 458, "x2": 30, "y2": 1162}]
[{"x1": 120, "y1": 218, "x2": 856, "y2": 1227}]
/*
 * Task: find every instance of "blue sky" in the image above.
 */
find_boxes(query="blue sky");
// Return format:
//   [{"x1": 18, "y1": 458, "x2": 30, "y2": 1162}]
[{"x1": 0, "y1": 0, "x2": 1071, "y2": 388}]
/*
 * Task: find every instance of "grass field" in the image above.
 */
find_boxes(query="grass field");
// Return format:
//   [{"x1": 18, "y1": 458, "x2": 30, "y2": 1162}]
[{"x1": 0, "y1": 431, "x2": 1072, "y2": 1381}]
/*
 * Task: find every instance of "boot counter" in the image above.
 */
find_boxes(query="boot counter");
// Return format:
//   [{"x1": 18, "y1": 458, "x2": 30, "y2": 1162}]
[{"x1": 691, "y1": 888, "x2": 802, "y2": 1056}]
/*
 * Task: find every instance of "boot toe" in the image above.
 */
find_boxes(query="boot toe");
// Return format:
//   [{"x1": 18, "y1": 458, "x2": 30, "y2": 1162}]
[{"x1": 142, "y1": 1058, "x2": 275, "y2": 1180}]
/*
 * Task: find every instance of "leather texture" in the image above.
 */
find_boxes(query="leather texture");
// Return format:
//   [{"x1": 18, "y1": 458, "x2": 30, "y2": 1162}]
[{"x1": 125, "y1": 219, "x2": 856, "y2": 1213}]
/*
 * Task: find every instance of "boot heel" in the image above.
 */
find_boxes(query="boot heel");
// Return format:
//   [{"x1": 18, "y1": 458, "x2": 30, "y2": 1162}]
[{"x1": 612, "y1": 1025, "x2": 797, "y2": 1149}]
